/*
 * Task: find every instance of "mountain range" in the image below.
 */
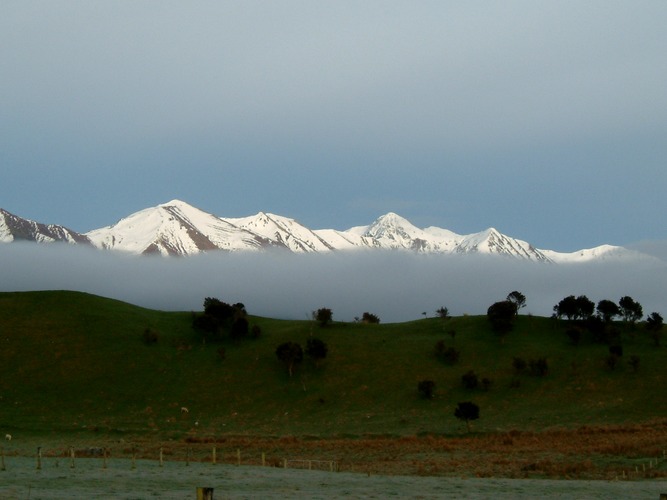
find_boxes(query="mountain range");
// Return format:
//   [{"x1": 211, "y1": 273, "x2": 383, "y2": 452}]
[{"x1": 0, "y1": 200, "x2": 646, "y2": 263}]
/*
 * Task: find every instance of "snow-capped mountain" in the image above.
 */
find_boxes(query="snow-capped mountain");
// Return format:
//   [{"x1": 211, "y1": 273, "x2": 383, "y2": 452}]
[
  {"x1": 86, "y1": 200, "x2": 278, "y2": 256},
  {"x1": 0, "y1": 208, "x2": 90, "y2": 245},
  {"x1": 0, "y1": 200, "x2": 646, "y2": 263}
]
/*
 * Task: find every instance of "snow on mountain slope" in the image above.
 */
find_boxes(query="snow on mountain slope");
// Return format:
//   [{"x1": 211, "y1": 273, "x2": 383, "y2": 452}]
[
  {"x1": 541, "y1": 244, "x2": 650, "y2": 263},
  {"x1": 0, "y1": 208, "x2": 90, "y2": 245},
  {"x1": 86, "y1": 200, "x2": 275, "y2": 255},
  {"x1": 224, "y1": 212, "x2": 334, "y2": 253},
  {"x1": 456, "y1": 228, "x2": 552, "y2": 262},
  {"x1": 1, "y1": 200, "x2": 653, "y2": 264}
]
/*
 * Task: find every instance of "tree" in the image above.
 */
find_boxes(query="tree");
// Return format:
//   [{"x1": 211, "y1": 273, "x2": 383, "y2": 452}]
[
  {"x1": 619, "y1": 296, "x2": 643, "y2": 325},
  {"x1": 417, "y1": 380, "x2": 436, "y2": 399},
  {"x1": 305, "y1": 337, "x2": 328, "y2": 367},
  {"x1": 596, "y1": 300, "x2": 620, "y2": 323},
  {"x1": 313, "y1": 308, "x2": 333, "y2": 327},
  {"x1": 230, "y1": 316, "x2": 249, "y2": 340},
  {"x1": 454, "y1": 401, "x2": 479, "y2": 433},
  {"x1": 434, "y1": 341, "x2": 460, "y2": 364},
  {"x1": 506, "y1": 291, "x2": 526, "y2": 316},
  {"x1": 436, "y1": 307, "x2": 450, "y2": 319},
  {"x1": 553, "y1": 295, "x2": 594, "y2": 321},
  {"x1": 487, "y1": 301, "x2": 516, "y2": 339},
  {"x1": 361, "y1": 312, "x2": 380, "y2": 324},
  {"x1": 275, "y1": 342, "x2": 303, "y2": 377},
  {"x1": 646, "y1": 312, "x2": 664, "y2": 346}
]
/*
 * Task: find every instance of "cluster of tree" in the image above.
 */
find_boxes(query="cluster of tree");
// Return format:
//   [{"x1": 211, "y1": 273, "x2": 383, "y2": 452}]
[
  {"x1": 275, "y1": 337, "x2": 328, "y2": 377},
  {"x1": 461, "y1": 370, "x2": 493, "y2": 391},
  {"x1": 192, "y1": 297, "x2": 257, "y2": 342},
  {"x1": 313, "y1": 308, "x2": 333, "y2": 327},
  {"x1": 358, "y1": 312, "x2": 380, "y2": 324},
  {"x1": 552, "y1": 294, "x2": 663, "y2": 346}
]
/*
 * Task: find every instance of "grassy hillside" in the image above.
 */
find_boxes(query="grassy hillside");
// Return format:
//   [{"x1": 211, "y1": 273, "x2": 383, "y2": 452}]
[{"x1": 1, "y1": 291, "x2": 665, "y2": 441}]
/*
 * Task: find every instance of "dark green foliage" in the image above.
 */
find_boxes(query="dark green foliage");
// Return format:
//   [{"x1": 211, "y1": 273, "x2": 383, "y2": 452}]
[
  {"x1": 619, "y1": 296, "x2": 643, "y2": 325},
  {"x1": 461, "y1": 370, "x2": 479, "y2": 389},
  {"x1": 313, "y1": 308, "x2": 333, "y2": 327},
  {"x1": 454, "y1": 401, "x2": 480, "y2": 432},
  {"x1": 142, "y1": 328, "x2": 159, "y2": 345},
  {"x1": 597, "y1": 300, "x2": 620, "y2": 322},
  {"x1": 487, "y1": 300, "x2": 516, "y2": 338},
  {"x1": 434, "y1": 340, "x2": 460, "y2": 364},
  {"x1": 417, "y1": 379, "x2": 436, "y2": 399},
  {"x1": 553, "y1": 295, "x2": 595, "y2": 321},
  {"x1": 609, "y1": 345, "x2": 623, "y2": 357},
  {"x1": 361, "y1": 312, "x2": 380, "y2": 324},
  {"x1": 512, "y1": 357, "x2": 527, "y2": 374},
  {"x1": 646, "y1": 312, "x2": 663, "y2": 346},
  {"x1": 481, "y1": 377, "x2": 493, "y2": 391},
  {"x1": 194, "y1": 298, "x2": 247, "y2": 341},
  {"x1": 251, "y1": 324, "x2": 262, "y2": 339},
  {"x1": 305, "y1": 337, "x2": 328, "y2": 367},
  {"x1": 436, "y1": 307, "x2": 450, "y2": 319},
  {"x1": 230, "y1": 317, "x2": 249, "y2": 340},
  {"x1": 528, "y1": 357, "x2": 549, "y2": 377},
  {"x1": 506, "y1": 291, "x2": 526, "y2": 316},
  {"x1": 275, "y1": 341, "x2": 303, "y2": 377}
]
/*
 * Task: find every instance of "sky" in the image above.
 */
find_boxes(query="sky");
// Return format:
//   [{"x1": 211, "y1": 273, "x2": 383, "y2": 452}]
[{"x1": 1, "y1": 1, "x2": 667, "y2": 253}]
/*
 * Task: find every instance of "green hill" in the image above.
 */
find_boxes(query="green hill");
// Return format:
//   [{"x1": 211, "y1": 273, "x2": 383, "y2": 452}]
[{"x1": 1, "y1": 290, "x2": 665, "y2": 441}]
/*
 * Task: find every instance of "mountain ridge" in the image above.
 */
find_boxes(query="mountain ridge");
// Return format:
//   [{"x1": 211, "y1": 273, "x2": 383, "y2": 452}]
[{"x1": 0, "y1": 200, "x2": 649, "y2": 263}]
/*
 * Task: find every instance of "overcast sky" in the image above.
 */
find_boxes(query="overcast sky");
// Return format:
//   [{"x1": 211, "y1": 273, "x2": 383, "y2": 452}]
[{"x1": 1, "y1": 1, "x2": 666, "y2": 252}]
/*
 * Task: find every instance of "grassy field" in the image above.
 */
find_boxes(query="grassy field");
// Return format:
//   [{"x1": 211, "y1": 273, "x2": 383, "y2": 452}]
[{"x1": 1, "y1": 290, "x2": 666, "y2": 479}]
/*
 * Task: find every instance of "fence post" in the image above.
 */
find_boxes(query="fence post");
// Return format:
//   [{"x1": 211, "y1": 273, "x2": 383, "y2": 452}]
[
  {"x1": 36, "y1": 447, "x2": 42, "y2": 470},
  {"x1": 212, "y1": 446, "x2": 216, "y2": 464},
  {"x1": 196, "y1": 487, "x2": 214, "y2": 500},
  {"x1": 159, "y1": 447, "x2": 164, "y2": 467},
  {"x1": 236, "y1": 449, "x2": 241, "y2": 466},
  {"x1": 69, "y1": 447, "x2": 75, "y2": 469}
]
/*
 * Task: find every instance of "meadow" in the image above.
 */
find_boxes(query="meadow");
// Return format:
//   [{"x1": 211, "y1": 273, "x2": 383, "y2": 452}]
[{"x1": 1, "y1": 290, "x2": 667, "y2": 481}]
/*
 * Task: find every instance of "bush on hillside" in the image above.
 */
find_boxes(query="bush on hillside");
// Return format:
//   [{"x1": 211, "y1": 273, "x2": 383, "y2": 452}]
[{"x1": 418, "y1": 379, "x2": 436, "y2": 399}]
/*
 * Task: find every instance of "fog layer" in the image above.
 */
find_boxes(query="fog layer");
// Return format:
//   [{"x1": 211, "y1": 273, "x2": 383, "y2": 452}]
[{"x1": 1, "y1": 244, "x2": 665, "y2": 322}]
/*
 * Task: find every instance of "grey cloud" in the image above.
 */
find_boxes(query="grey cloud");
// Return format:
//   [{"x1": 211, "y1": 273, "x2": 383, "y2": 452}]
[{"x1": 1, "y1": 244, "x2": 665, "y2": 323}]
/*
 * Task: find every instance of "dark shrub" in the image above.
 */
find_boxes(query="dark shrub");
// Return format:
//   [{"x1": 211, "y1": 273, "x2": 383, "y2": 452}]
[
  {"x1": 418, "y1": 379, "x2": 436, "y2": 399},
  {"x1": 461, "y1": 370, "x2": 479, "y2": 389}
]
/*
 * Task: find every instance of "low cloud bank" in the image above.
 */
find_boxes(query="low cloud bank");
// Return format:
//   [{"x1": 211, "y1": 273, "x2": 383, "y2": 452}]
[{"x1": 1, "y1": 244, "x2": 666, "y2": 323}]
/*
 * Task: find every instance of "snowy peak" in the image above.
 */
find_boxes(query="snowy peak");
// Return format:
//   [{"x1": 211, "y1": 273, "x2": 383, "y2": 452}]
[
  {"x1": 456, "y1": 228, "x2": 551, "y2": 261},
  {"x1": 0, "y1": 208, "x2": 90, "y2": 245},
  {"x1": 86, "y1": 201, "x2": 275, "y2": 255},
  {"x1": 224, "y1": 212, "x2": 333, "y2": 253},
  {"x1": 0, "y1": 201, "x2": 645, "y2": 263}
]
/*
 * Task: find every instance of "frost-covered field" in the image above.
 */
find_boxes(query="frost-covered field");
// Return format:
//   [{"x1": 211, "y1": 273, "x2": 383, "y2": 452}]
[{"x1": 1, "y1": 457, "x2": 666, "y2": 499}]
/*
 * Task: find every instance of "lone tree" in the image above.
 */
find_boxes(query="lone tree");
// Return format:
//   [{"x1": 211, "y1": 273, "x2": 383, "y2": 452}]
[
  {"x1": 313, "y1": 308, "x2": 333, "y2": 327},
  {"x1": 305, "y1": 337, "x2": 328, "y2": 367},
  {"x1": 436, "y1": 307, "x2": 450, "y2": 319},
  {"x1": 275, "y1": 342, "x2": 303, "y2": 377},
  {"x1": 361, "y1": 312, "x2": 380, "y2": 324},
  {"x1": 619, "y1": 296, "x2": 643, "y2": 325},
  {"x1": 646, "y1": 312, "x2": 664, "y2": 346},
  {"x1": 454, "y1": 401, "x2": 480, "y2": 433},
  {"x1": 487, "y1": 300, "x2": 516, "y2": 340},
  {"x1": 506, "y1": 291, "x2": 526, "y2": 316}
]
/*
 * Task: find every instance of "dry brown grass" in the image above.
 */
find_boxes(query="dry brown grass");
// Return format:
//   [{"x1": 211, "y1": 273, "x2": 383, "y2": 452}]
[{"x1": 16, "y1": 419, "x2": 664, "y2": 479}]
